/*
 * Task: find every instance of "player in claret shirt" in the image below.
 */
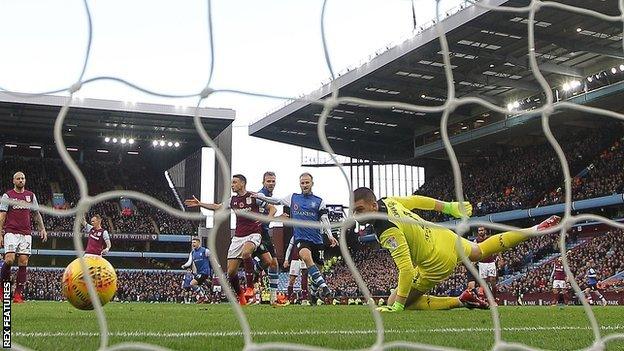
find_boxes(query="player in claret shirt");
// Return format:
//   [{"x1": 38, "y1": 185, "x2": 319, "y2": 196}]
[
  {"x1": 0, "y1": 171, "x2": 48, "y2": 303},
  {"x1": 81, "y1": 214, "x2": 112, "y2": 256},
  {"x1": 475, "y1": 227, "x2": 499, "y2": 304},
  {"x1": 185, "y1": 174, "x2": 276, "y2": 305},
  {"x1": 551, "y1": 257, "x2": 568, "y2": 306}
]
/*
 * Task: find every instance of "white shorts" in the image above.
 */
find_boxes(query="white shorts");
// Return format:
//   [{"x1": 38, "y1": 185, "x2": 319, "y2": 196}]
[
  {"x1": 478, "y1": 262, "x2": 497, "y2": 278},
  {"x1": 289, "y1": 259, "x2": 307, "y2": 276},
  {"x1": 212, "y1": 285, "x2": 222, "y2": 293},
  {"x1": 553, "y1": 280, "x2": 566, "y2": 289},
  {"x1": 227, "y1": 233, "x2": 261, "y2": 259},
  {"x1": 4, "y1": 233, "x2": 32, "y2": 255}
]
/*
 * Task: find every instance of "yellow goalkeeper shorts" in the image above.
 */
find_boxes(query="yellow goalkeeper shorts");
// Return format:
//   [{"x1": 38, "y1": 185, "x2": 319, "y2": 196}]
[{"x1": 411, "y1": 227, "x2": 473, "y2": 293}]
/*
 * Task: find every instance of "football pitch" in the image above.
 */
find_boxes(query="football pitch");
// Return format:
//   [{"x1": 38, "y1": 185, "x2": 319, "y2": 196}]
[{"x1": 11, "y1": 302, "x2": 624, "y2": 350}]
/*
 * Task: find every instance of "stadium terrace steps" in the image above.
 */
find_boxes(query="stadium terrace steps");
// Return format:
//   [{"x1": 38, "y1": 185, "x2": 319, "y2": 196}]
[{"x1": 498, "y1": 238, "x2": 589, "y2": 286}]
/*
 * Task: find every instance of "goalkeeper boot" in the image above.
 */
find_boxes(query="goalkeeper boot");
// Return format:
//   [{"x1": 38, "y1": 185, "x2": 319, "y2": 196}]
[
  {"x1": 536, "y1": 215, "x2": 561, "y2": 231},
  {"x1": 459, "y1": 289, "x2": 488, "y2": 309}
]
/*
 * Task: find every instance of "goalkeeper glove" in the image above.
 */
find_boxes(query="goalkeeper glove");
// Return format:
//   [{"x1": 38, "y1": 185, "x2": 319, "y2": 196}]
[
  {"x1": 442, "y1": 201, "x2": 473, "y2": 218},
  {"x1": 376, "y1": 301, "x2": 404, "y2": 313}
]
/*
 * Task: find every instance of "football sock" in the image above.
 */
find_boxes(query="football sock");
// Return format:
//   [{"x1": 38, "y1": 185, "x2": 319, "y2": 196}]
[
  {"x1": 268, "y1": 267, "x2": 279, "y2": 302},
  {"x1": 243, "y1": 258, "x2": 255, "y2": 289},
  {"x1": 287, "y1": 285, "x2": 294, "y2": 299},
  {"x1": 228, "y1": 274, "x2": 241, "y2": 294},
  {"x1": 478, "y1": 230, "x2": 529, "y2": 258},
  {"x1": 301, "y1": 269, "x2": 309, "y2": 300},
  {"x1": 308, "y1": 265, "x2": 327, "y2": 289},
  {"x1": 309, "y1": 283, "x2": 317, "y2": 298},
  {"x1": 15, "y1": 266, "x2": 27, "y2": 295},
  {"x1": 408, "y1": 295, "x2": 462, "y2": 310},
  {"x1": 0, "y1": 262, "x2": 11, "y2": 283}
]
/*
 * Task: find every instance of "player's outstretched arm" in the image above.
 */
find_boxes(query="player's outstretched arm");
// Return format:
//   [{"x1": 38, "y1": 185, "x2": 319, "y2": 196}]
[
  {"x1": 82, "y1": 217, "x2": 93, "y2": 233},
  {"x1": 184, "y1": 195, "x2": 222, "y2": 211},
  {"x1": 378, "y1": 227, "x2": 414, "y2": 312},
  {"x1": 390, "y1": 195, "x2": 472, "y2": 218},
  {"x1": 181, "y1": 252, "x2": 193, "y2": 269},
  {"x1": 253, "y1": 193, "x2": 283, "y2": 205}
]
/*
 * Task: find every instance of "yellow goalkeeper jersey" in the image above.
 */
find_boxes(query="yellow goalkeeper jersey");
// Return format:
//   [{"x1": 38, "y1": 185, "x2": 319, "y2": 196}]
[{"x1": 372, "y1": 196, "x2": 472, "y2": 298}]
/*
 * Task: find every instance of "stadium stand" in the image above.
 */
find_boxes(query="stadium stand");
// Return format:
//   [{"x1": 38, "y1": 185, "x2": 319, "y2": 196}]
[
  {"x1": 414, "y1": 128, "x2": 622, "y2": 222},
  {"x1": 0, "y1": 156, "x2": 197, "y2": 235},
  {"x1": 502, "y1": 229, "x2": 624, "y2": 295},
  {"x1": 23, "y1": 269, "x2": 189, "y2": 303}
]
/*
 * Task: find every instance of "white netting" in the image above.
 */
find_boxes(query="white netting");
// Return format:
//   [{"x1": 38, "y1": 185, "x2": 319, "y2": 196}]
[{"x1": 2, "y1": 0, "x2": 624, "y2": 350}]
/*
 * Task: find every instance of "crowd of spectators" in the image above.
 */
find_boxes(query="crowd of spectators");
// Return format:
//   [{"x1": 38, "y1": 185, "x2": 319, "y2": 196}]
[
  {"x1": 539, "y1": 136, "x2": 624, "y2": 206},
  {"x1": 22, "y1": 269, "x2": 63, "y2": 301},
  {"x1": 415, "y1": 129, "x2": 620, "y2": 221},
  {"x1": 115, "y1": 271, "x2": 187, "y2": 302},
  {"x1": 1, "y1": 156, "x2": 197, "y2": 235},
  {"x1": 23, "y1": 269, "x2": 190, "y2": 302},
  {"x1": 503, "y1": 230, "x2": 624, "y2": 294},
  {"x1": 326, "y1": 245, "x2": 396, "y2": 296}
]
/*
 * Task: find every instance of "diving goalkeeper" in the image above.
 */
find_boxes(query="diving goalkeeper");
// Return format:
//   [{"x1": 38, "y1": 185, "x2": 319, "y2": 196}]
[{"x1": 352, "y1": 187, "x2": 560, "y2": 312}]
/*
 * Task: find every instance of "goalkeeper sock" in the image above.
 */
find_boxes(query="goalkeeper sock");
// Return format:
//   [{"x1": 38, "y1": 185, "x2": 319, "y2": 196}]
[
  {"x1": 478, "y1": 230, "x2": 529, "y2": 258},
  {"x1": 408, "y1": 295, "x2": 462, "y2": 310},
  {"x1": 268, "y1": 267, "x2": 279, "y2": 302}
]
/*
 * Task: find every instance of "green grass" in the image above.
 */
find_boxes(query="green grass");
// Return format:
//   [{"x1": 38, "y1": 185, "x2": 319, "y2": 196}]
[{"x1": 10, "y1": 302, "x2": 624, "y2": 350}]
